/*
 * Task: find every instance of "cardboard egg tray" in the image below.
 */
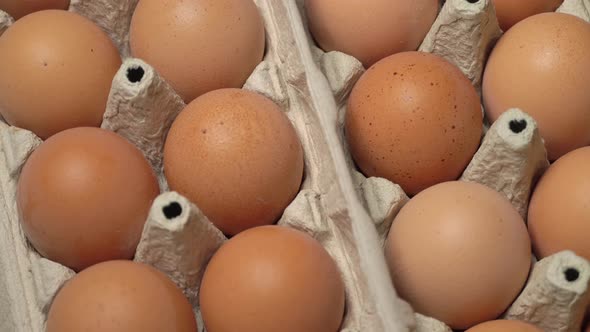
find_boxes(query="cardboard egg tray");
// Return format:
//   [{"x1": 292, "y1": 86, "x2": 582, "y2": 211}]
[{"x1": 1, "y1": 0, "x2": 590, "y2": 331}]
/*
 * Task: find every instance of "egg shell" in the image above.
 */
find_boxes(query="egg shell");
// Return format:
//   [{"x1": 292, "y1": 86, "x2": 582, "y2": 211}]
[
  {"x1": 0, "y1": 10, "x2": 121, "y2": 139},
  {"x1": 0, "y1": 0, "x2": 70, "y2": 20},
  {"x1": 385, "y1": 181, "x2": 531, "y2": 329},
  {"x1": 17, "y1": 127, "x2": 159, "y2": 271},
  {"x1": 466, "y1": 319, "x2": 543, "y2": 332},
  {"x1": 199, "y1": 225, "x2": 345, "y2": 332},
  {"x1": 483, "y1": 12, "x2": 590, "y2": 160},
  {"x1": 492, "y1": 0, "x2": 564, "y2": 31},
  {"x1": 305, "y1": 0, "x2": 439, "y2": 68},
  {"x1": 528, "y1": 147, "x2": 590, "y2": 261},
  {"x1": 46, "y1": 260, "x2": 197, "y2": 332},
  {"x1": 129, "y1": 0, "x2": 265, "y2": 103},
  {"x1": 2, "y1": 1, "x2": 590, "y2": 332},
  {"x1": 163, "y1": 88, "x2": 304, "y2": 236},
  {"x1": 345, "y1": 51, "x2": 483, "y2": 196}
]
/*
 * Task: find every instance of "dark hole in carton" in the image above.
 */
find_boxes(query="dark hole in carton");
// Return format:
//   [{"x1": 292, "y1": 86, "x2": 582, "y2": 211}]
[
  {"x1": 127, "y1": 66, "x2": 145, "y2": 83},
  {"x1": 564, "y1": 268, "x2": 580, "y2": 282},
  {"x1": 509, "y1": 119, "x2": 527, "y2": 134},
  {"x1": 163, "y1": 202, "x2": 182, "y2": 219},
  {"x1": 466, "y1": 0, "x2": 479, "y2": 3}
]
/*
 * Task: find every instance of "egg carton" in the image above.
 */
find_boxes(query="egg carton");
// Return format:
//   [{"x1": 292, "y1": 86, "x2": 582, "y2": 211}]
[
  {"x1": 1, "y1": 0, "x2": 590, "y2": 332},
  {"x1": 303, "y1": 0, "x2": 590, "y2": 331}
]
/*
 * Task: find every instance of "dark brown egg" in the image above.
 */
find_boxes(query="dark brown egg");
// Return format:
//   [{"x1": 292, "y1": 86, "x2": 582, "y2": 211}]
[
  {"x1": 0, "y1": 10, "x2": 121, "y2": 139},
  {"x1": 199, "y1": 225, "x2": 345, "y2": 332},
  {"x1": 17, "y1": 127, "x2": 159, "y2": 271},
  {"x1": 46, "y1": 261, "x2": 197, "y2": 332},
  {"x1": 346, "y1": 51, "x2": 482, "y2": 196},
  {"x1": 163, "y1": 89, "x2": 303, "y2": 236}
]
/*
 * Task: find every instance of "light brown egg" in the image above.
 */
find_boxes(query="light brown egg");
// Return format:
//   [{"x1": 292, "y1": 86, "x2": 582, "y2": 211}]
[
  {"x1": 163, "y1": 89, "x2": 303, "y2": 236},
  {"x1": 199, "y1": 225, "x2": 345, "y2": 332},
  {"x1": 483, "y1": 13, "x2": 590, "y2": 160},
  {"x1": 46, "y1": 260, "x2": 197, "y2": 332},
  {"x1": 346, "y1": 51, "x2": 482, "y2": 196},
  {"x1": 466, "y1": 320, "x2": 543, "y2": 332},
  {"x1": 17, "y1": 127, "x2": 159, "y2": 271},
  {"x1": 492, "y1": 0, "x2": 564, "y2": 31},
  {"x1": 385, "y1": 181, "x2": 531, "y2": 329},
  {"x1": 0, "y1": 0, "x2": 70, "y2": 20},
  {"x1": 130, "y1": 0, "x2": 265, "y2": 103},
  {"x1": 0, "y1": 10, "x2": 121, "y2": 139},
  {"x1": 528, "y1": 147, "x2": 590, "y2": 261},
  {"x1": 305, "y1": 0, "x2": 439, "y2": 68}
]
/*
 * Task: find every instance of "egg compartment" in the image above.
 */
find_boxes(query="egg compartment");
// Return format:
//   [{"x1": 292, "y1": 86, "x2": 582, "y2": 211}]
[
  {"x1": 0, "y1": 0, "x2": 417, "y2": 331},
  {"x1": 296, "y1": 0, "x2": 590, "y2": 330}
]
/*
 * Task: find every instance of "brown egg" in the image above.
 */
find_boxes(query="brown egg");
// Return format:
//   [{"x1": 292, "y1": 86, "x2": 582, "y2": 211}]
[
  {"x1": 466, "y1": 320, "x2": 543, "y2": 332},
  {"x1": 305, "y1": 0, "x2": 439, "y2": 67},
  {"x1": 17, "y1": 127, "x2": 159, "y2": 271},
  {"x1": 385, "y1": 181, "x2": 531, "y2": 329},
  {"x1": 492, "y1": 0, "x2": 564, "y2": 31},
  {"x1": 130, "y1": 0, "x2": 265, "y2": 103},
  {"x1": 0, "y1": 10, "x2": 121, "y2": 139},
  {"x1": 346, "y1": 52, "x2": 482, "y2": 196},
  {"x1": 46, "y1": 261, "x2": 197, "y2": 332},
  {"x1": 528, "y1": 147, "x2": 590, "y2": 261},
  {"x1": 483, "y1": 13, "x2": 590, "y2": 160},
  {"x1": 0, "y1": 0, "x2": 70, "y2": 19},
  {"x1": 199, "y1": 225, "x2": 345, "y2": 332},
  {"x1": 163, "y1": 89, "x2": 303, "y2": 236}
]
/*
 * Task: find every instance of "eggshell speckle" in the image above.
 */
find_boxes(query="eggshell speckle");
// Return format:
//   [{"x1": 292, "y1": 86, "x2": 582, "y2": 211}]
[
  {"x1": 305, "y1": 0, "x2": 439, "y2": 67},
  {"x1": 130, "y1": 0, "x2": 265, "y2": 103},
  {"x1": 46, "y1": 261, "x2": 197, "y2": 332},
  {"x1": 163, "y1": 89, "x2": 304, "y2": 236},
  {"x1": 199, "y1": 225, "x2": 345, "y2": 332},
  {"x1": 528, "y1": 146, "x2": 590, "y2": 261},
  {"x1": 385, "y1": 181, "x2": 531, "y2": 329},
  {"x1": 0, "y1": 0, "x2": 70, "y2": 20},
  {"x1": 483, "y1": 13, "x2": 590, "y2": 160},
  {"x1": 466, "y1": 319, "x2": 543, "y2": 332},
  {"x1": 17, "y1": 127, "x2": 159, "y2": 272},
  {"x1": 346, "y1": 52, "x2": 482, "y2": 196},
  {"x1": 0, "y1": 10, "x2": 121, "y2": 139},
  {"x1": 491, "y1": 0, "x2": 564, "y2": 31}
]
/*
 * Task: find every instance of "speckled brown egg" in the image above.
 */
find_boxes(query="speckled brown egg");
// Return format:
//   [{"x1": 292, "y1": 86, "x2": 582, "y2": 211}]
[
  {"x1": 492, "y1": 0, "x2": 564, "y2": 31},
  {"x1": 199, "y1": 225, "x2": 345, "y2": 332},
  {"x1": 466, "y1": 320, "x2": 543, "y2": 332},
  {"x1": 483, "y1": 13, "x2": 590, "y2": 160},
  {"x1": 305, "y1": 0, "x2": 439, "y2": 68},
  {"x1": 0, "y1": 0, "x2": 70, "y2": 20},
  {"x1": 46, "y1": 261, "x2": 197, "y2": 332},
  {"x1": 345, "y1": 51, "x2": 482, "y2": 196},
  {"x1": 17, "y1": 127, "x2": 159, "y2": 272},
  {"x1": 163, "y1": 89, "x2": 303, "y2": 236},
  {"x1": 0, "y1": 10, "x2": 121, "y2": 139},
  {"x1": 528, "y1": 147, "x2": 590, "y2": 261},
  {"x1": 130, "y1": 0, "x2": 265, "y2": 103},
  {"x1": 385, "y1": 181, "x2": 531, "y2": 329}
]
